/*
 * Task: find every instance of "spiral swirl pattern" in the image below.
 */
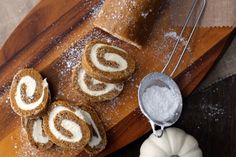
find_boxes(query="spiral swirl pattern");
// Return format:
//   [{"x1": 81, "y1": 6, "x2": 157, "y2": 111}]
[
  {"x1": 82, "y1": 41, "x2": 135, "y2": 83},
  {"x1": 72, "y1": 65, "x2": 123, "y2": 102},
  {"x1": 90, "y1": 43, "x2": 128, "y2": 72},
  {"x1": 22, "y1": 117, "x2": 53, "y2": 150},
  {"x1": 10, "y1": 68, "x2": 49, "y2": 117},
  {"x1": 43, "y1": 101, "x2": 91, "y2": 149},
  {"x1": 78, "y1": 105, "x2": 107, "y2": 155}
]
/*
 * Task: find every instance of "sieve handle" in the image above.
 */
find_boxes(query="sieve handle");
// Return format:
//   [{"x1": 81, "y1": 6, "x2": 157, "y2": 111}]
[{"x1": 161, "y1": 0, "x2": 207, "y2": 77}]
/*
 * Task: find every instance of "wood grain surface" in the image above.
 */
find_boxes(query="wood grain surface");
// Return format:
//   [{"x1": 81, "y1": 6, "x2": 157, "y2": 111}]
[
  {"x1": 0, "y1": 0, "x2": 234, "y2": 157},
  {"x1": 0, "y1": 0, "x2": 81, "y2": 65},
  {"x1": 0, "y1": 0, "x2": 38, "y2": 48}
]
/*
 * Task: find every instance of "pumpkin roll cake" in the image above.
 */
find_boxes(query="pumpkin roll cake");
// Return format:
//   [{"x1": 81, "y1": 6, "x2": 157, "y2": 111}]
[
  {"x1": 10, "y1": 68, "x2": 50, "y2": 117},
  {"x1": 43, "y1": 101, "x2": 91, "y2": 150},
  {"x1": 22, "y1": 117, "x2": 53, "y2": 150},
  {"x1": 82, "y1": 41, "x2": 135, "y2": 83},
  {"x1": 72, "y1": 64, "x2": 123, "y2": 102},
  {"x1": 77, "y1": 105, "x2": 107, "y2": 154},
  {"x1": 94, "y1": 0, "x2": 162, "y2": 48}
]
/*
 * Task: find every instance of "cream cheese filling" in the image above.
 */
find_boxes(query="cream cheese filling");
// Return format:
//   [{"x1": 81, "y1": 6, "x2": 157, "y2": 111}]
[
  {"x1": 32, "y1": 119, "x2": 49, "y2": 144},
  {"x1": 49, "y1": 106, "x2": 83, "y2": 143},
  {"x1": 15, "y1": 76, "x2": 48, "y2": 110},
  {"x1": 90, "y1": 43, "x2": 128, "y2": 72},
  {"x1": 81, "y1": 110, "x2": 102, "y2": 147},
  {"x1": 78, "y1": 69, "x2": 123, "y2": 96}
]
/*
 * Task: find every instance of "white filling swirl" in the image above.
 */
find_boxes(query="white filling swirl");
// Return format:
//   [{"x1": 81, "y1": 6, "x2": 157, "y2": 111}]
[
  {"x1": 90, "y1": 43, "x2": 128, "y2": 72},
  {"x1": 80, "y1": 110, "x2": 102, "y2": 148},
  {"x1": 49, "y1": 105, "x2": 102, "y2": 147},
  {"x1": 32, "y1": 119, "x2": 49, "y2": 144},
  {"x1": 49, "y1": 106, "x2": 83, "y2": 143},
  {"x1": 15, "y1": 76, "x2": 48, "y2": 110},
  {"x1": 78, "y1": 69, "x2": 123, "y2": 96}
]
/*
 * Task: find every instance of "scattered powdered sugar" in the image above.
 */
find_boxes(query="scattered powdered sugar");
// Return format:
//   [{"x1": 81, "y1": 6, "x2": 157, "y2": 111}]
[
  {"x1": 13, "y1": 127, "x2": 77, "y2": 157},
  {"x1": 201, "y1": 103, "x2": 224, "y2": 122},
  {"x1": 164, "y1": 31, "x2": 191, "y2": 52},
  {"x1": 53, "y1": 29, "x2": 114, "y2": 100},
  {"x1": 5, "y1": 96, "x2": 10, "y2": 104},
  {"x1": 142, "y1": 85, "x2": 181, "y2": 122},
  {"x1": 0, "y1": 83, "x2": 10, "y2": 95},
  {"x1": 53, "y1": 42, "x2": 84, "y2": 99},
  {"x1": 56, "y1": 29, "x2": 114, "y2": 75},
  {"x1": 165, "y1": 31, "x2": 187, "y2": 45},
  {"x1": 14, "y1": 128, "x2": 39, "y2": 157},
  {"x1": 141, "y1": 12, "x2": 149, "y2": 18},
  {"x1": 89, "y1": 0, "x2": 104, "y2": 17},
  {"x1": 64, "y1": 44, "x2": 83, "y2": 69}
]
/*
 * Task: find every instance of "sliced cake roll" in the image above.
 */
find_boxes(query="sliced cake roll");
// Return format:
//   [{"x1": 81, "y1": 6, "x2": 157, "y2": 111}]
[
  {"x1": 94, "y1": 0, "x2": 160, "y2": 49},
  {"x1": 72, "y1": 64, "x2": 123, "y2": 102},
  {"x1": 77, "y1": 105, "x2": 107, "y2": 154},
  {"x1": 43, "y1": 101, "x2": 91, "y2": 150},
  {"x1": 10, "y1": 68, "x2": 50, "y2": 117},
  {"x1": 22, "y1": 117, "x2": 53, "y2": 150},
  {"x1": 82, "y1": 41, "x2": 135, "y2": 83}
]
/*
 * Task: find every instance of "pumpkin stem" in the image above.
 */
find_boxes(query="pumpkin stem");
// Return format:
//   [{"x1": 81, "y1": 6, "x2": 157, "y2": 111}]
[{"x1": 171, "y1": 155, "x2": 179, "y2": 157}]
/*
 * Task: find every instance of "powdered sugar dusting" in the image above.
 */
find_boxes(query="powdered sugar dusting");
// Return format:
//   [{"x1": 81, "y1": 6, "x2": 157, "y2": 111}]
[
  {"x1": 12, "y1": 127, "x2": 78, "y2": 157},
  {"x1": 89, "y1": 0, "x2": 104, "y2": 17},
  {"x1": 201, "y1": 103, "x2": 225, "y2": 122},
  {"x1": 53, "y1": 29, "x2": 115, "y2": 100},
  {"x1": 14, "y1": 128, "x2": 39, "y2": 157},
  {"x1": 142, "y1": 85, "x2": 181, "y2": 122},
  {"x1": 165, "y1": 32, "x2": 187, "y2": 45},
  {"x1": 164, "y1": 31, "x2": 191, "y2": 52}
]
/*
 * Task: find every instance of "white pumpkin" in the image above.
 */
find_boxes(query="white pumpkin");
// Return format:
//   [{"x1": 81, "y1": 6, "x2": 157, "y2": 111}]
[{"x1": 140, "y1": 127, "x2": 202, "y2": 157}]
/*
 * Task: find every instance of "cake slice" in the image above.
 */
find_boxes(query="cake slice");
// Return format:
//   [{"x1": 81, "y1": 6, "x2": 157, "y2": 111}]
[
  {"x1": 22, "y1": 117, "x2": 53, "y2": 150},
  {"x1": 94, "y1": 0, "x2": 161, "y2": 48},
  {"x1": 81, "y1": 41, "x2": 135, "y2": 83},
  {"x1": 76, "y1": 104, "x2": 107, "y2": 154},
  {"x1": 43, "y1": 101, "x2": 91, "y2": 150},
  {"x1": 72, "y1": 64, "x2": 123, "y2": 102},
  {"x1": 10, "y1": 68, "x2": 50, "y2": 117}
]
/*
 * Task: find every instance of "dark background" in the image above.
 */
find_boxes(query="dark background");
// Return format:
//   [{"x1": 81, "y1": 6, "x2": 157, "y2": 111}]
[{"x1": 109, "y1": 74, "x2": 236, "y2": 157}]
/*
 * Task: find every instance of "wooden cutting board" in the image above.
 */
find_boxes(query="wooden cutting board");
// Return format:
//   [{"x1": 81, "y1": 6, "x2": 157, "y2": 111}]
[{"x1": 0, "y1": 0, "x2": 234, "y2": 156}]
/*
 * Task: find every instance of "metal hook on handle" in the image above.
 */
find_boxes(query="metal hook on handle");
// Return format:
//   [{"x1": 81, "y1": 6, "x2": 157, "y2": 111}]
[
  {"x1": 151, "y1": 121, "x2": 165, "y2": 138},
  {"x1": 157, "y1": 127, "x2": 164, "y2": 138},
  {"x1": 162, "y1": 0, "x2": 207, "y2": 77}
]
